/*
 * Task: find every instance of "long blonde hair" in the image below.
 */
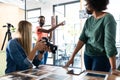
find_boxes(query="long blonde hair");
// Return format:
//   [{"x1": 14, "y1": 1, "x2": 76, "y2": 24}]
[{"x1": 17, "y1": 20, "x2": 32, "y2": 56}]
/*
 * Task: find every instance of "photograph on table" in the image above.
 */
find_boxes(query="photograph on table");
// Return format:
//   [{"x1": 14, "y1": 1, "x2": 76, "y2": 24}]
[
  {"x1": 0, "y1": 73, "x2": 36, "y2": 80},
  {"x1": 40, "y1": 74, "x2": 70, "y2": 80},
  {"x1": 20, "y1": 68, "x2": 40, "y2": 74},
  {"x1": 83, "y1": 72, "x2": 108, "y2": 80}
]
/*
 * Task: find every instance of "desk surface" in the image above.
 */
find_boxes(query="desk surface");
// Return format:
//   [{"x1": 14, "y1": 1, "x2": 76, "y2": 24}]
[{"x1": 0, "y1": 65, "x2": 120, "y2": 80}]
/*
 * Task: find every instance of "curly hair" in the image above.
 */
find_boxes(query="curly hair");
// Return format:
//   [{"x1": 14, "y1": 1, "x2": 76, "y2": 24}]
[
  {"x1": 39, "y1": 15, "x2": 45, "y2": 19},
  {"x1": 85, "y1": 0, "x2": 109, "y2": 12}
]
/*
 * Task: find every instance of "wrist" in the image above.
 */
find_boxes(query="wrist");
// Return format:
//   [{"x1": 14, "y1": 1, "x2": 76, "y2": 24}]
[
  {"x1": 57, "y1": 23, "x2": 61, "y2": 26},
  {"x1": 111, "y1": 67, "x2": 116, "y2": 70},
  {"x1": 111, "y1": 65, "x2": 116, "y2": 70},
  {"x1": 27, "y1": 58, "x2": 33, "y2": 63}
]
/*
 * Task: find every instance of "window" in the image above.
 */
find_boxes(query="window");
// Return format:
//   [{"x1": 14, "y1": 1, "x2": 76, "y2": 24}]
[
  {"x1": 53, "y1": 1, "x2": 81, "y2": 67},
  {"x1": 27, "y1": 8, "x2": 41, "y2": 43}
]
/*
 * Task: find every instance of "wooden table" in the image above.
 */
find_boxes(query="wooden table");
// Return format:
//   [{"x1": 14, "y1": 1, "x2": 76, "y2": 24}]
[{"x1": 0, "y1": 65, "x2": 120, "y2": 80}]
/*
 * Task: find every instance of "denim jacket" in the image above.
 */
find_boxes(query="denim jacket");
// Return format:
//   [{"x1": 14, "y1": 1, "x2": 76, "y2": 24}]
[{"x1": 5, "y1": 38, "x2": 40, "y2": 74}]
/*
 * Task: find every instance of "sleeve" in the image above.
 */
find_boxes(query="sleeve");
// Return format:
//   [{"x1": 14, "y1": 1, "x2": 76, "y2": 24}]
[
  {"x1": 32, "y1": 55, "x2": 41, "y2": 67},
  {"x1": 104, "y1": 15, "x2": 118, "y2": 57},
  {"x1": 79, "y1": 21, "x2": 88, "y2": 43},
  {"x1": 7, "y1": 40, "x2": 32, "y2": 70}
]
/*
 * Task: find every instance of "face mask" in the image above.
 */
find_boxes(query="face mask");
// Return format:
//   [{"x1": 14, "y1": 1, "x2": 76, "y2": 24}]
[
  {"x1": 40, "y1": 21, "x2": 44, "y2": 27},
  {"x1": 86, "y1": 8, "x2": 92, "y2": 15}
]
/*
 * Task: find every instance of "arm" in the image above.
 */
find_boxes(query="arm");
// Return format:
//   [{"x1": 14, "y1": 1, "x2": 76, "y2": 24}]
[
  {"x1": 109, "y1": 56, "x2": 120, "y2": 75},
  {"x1": 38, "y1": 21, "x2": 64, "y2": 33},
  {"x1": 70, "y1": 40, "x2": 84, "y2": 60},
  {"x1": 48, "y1": 31, "x2": 52, "y2": 41},
  {"x1": 6, "y1": 39, "x2": 32, "y2": 70},
  {"x1": 104, "y1": 15, "x2": 118, "y2": 74},
  {"x1": 65, "y1": 40, "x2": 84, "y2": 67},
  {"x1": 7, "y1": 39, "x2": 47, "y2": 71},
  {"x1": 109, "y1": 56, "x2": 116, "y2": 70},
  {"x1": 65, "y1": 21, "x2": 87, "y2": 67},
  {"x1": 27, "y1": 41, "x2": 46, "y2": 61},
  {"x1": 29, "y1": 41, "x2": 50, "y2": 66},
  {"x1": 32, "y1": 53, "x2": 44, "y2": 67},
  {"x1": 32, "y1": 43, "x2": 51, "y2": 67}
]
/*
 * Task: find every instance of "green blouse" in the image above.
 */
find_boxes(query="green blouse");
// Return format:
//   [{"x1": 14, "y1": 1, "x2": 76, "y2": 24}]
[{"x1": 79, "y1": 13, "x2": 118, "y2": 57}]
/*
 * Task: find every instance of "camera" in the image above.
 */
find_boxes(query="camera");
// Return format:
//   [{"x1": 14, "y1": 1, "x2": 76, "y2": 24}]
[{"x1": 40, "y1": 37, "x2": 57, "y2": 54}]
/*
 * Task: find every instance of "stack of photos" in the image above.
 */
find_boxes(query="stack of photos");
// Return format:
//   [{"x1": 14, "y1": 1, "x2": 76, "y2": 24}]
[
  {"x1": 18, "y1": 68, "x2": 50, "y2": 79},
  {"x1": 37, "y1": 65, "x2": 58, "y2": 72},
  {"x1": 0, "y1": 73, "x2": 36, "y2": 80},
  {"x1": 0, "y1": 65, "x2": 75, "y2": 80},
  {"x1": 21, "y1": 69, "x2": 48, "y2": 75}
]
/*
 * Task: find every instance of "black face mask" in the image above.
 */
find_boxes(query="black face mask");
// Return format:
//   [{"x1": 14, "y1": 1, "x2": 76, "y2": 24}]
[
  {"x1": 86, "y1": 8, "x2": 92, "y2": 15},
  {"x1": 39, "y1": 21, "x2": 45, "y2": 27}
]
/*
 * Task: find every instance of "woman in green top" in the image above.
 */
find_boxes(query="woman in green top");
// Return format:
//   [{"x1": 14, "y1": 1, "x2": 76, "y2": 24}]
[{"x1": 65, "y1": 0, "x2": 119, "y2": 74}]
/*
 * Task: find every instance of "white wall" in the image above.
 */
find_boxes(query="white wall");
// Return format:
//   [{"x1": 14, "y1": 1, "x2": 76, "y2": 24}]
[
  {"x1": 27, "y1": 2, "x2": 53, "y2": 25},
  {"x1": 41, "y1": 3, "x2": 53, "y2": 25},
  {"x1": 0, "y1": 3, "x2": 24, "y2": 50}
]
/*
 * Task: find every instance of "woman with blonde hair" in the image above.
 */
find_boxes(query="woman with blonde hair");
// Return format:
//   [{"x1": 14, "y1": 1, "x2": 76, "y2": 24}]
[{"x1": 5, "y1": 20, "x2": 48, "y2": 73}]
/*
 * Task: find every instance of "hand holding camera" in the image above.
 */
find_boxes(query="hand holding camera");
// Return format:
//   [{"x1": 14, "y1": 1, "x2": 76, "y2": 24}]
[
  {"x1": 40, "y1": 37, "x2": 58, "y2": 54},
  {"x1": 35, "y1": 40, "x2": 47, "y2": 51}
]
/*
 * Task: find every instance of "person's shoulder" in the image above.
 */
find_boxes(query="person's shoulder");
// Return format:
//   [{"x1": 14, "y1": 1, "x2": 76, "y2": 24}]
[
  {"x1": 36, "y1": 26, "x2": 42, "y2": 31},
  {"x1": 36, "y1": 26, "x2": 41, "y2": 29},
  {"x1": 103, "y1": 12, "x2": 116, "y2": 24},
  {"x1": 86, "y1": 15, "x2": 93, "y2": 21},
  {"x1": 85, "y1": 15, "x2": 94, "y2": 23},
  {"x1": 105, "y1": 12, "x2": 113, "y2": 16},
  {"x1": 105, "y1": 12, "x2": 114, "y2": 19},
  {"x1": 8, "y1": 38, "x2": 18, "y2": 45},
  {"x1": 6, "y1": 38, "x2": 19, "y2": 49}
]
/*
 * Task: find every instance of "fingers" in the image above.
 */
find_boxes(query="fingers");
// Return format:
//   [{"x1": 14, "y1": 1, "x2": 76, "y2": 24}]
[
  {"x1": 38, "y1": 43, "x2": 50, "y2": 51},
  {"x1": 61, "y1": 21, "x2": 65, "y2": 25},
  {"x1": 39, "y1": 40, "x2": 46, "y2": 44},
  {"x1": 35, "y1": 41, "x2": 46, "y2": 50},
  {"x1": 45, "y1": 46, "x2": 51, "y2": 52},
  {"x1": 62, "y1": 21, "x2": 65, "y2": 25},
  {"x1": 43, "y1": 45, "x2": 50, "y2": 51},
  {"x1": 111, "y1": 69, "x2": 120, "y2": 76},
  {"x1": 64, "y1": 62, "x2": 70, "y2": 67},
  {"x1": 64, "y1": 59, "x2": 74, "y2": 68},
  {"x1": 64, "y1": 61, "x2": 72, "y2": 67},
  {"x1": 59, "y1": 21, "x2": 65, "y2": 26}
]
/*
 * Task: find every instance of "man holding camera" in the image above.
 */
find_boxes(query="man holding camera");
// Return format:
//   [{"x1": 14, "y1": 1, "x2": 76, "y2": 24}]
[{"x1": 35, "y1": 16, "x2": 64, "y2": 64}]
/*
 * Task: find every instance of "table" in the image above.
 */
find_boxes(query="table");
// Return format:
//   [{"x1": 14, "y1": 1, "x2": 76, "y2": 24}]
[{"x1": 0, "y1": 65, "x2": 120, "y2": 80}]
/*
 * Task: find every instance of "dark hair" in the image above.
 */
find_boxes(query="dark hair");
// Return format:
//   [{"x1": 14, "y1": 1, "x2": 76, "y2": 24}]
[
  {"x1": 39, "y1": 16, "x2": 45, "y2": 19},
  {"x1": 85, "y1": 0, "x2": 109, "y2": 11}
]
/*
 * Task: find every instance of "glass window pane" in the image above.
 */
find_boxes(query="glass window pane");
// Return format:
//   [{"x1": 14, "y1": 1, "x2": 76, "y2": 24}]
[
  {"x1": 54, "y1": 2, "x2": 81, "y2": 67},
  {"x1": 27, "y1": 9, "x2": 40, "y2": 18},
  {"x1": 27, "y1": 8, "x2": 41, "y2": 44}
]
